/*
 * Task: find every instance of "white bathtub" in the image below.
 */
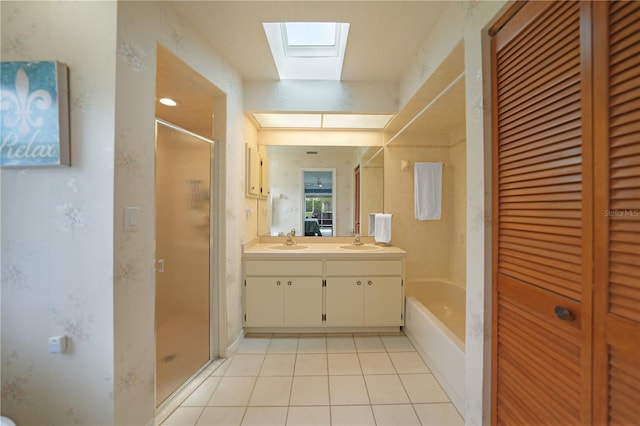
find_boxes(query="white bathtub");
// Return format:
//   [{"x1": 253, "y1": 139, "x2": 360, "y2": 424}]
[{"x1": 404, "y1": 279, "x2": 465, "y2": 416}]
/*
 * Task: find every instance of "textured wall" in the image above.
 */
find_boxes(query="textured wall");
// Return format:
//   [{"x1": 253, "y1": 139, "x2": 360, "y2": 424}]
[
  {"x1": 113, "y1": 2, "x2": 245, "y2": 423},
  {"x1": 1, "y1": 2, "x2": 117, "y2": 425}
]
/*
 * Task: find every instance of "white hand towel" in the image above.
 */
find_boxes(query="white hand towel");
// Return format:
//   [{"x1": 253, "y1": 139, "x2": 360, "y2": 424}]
[
  {"x1": 374, "y1": 213, "x2": 392, "y2": 244},
  {"x1": 414, "y1": 162, "x2": 443, "y2": 220}
]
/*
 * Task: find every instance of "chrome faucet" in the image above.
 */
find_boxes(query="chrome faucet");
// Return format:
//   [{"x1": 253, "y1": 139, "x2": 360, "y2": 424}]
[
  {"x1": 285, "y1": 228, "x2": 296, "y2": 245},
  {"x1": 351, "y1": 232, "x2": 363, "y2": 246}
]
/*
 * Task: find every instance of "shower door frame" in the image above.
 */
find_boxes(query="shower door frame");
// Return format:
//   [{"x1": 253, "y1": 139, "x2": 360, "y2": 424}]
[{"x1": 154, "y1": 119, "x2": 221, "y2": 407}]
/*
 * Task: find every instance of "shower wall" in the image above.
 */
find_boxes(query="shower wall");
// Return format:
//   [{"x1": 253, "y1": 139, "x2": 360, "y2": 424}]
[{"x1": 384, "y1": 129, "x2": 466, "y2": 287}]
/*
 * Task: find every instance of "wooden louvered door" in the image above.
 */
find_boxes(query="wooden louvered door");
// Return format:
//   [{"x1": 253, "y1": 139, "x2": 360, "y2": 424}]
[
  {"x1": 492, "y1": 1, "x2": 593, "y2": 424},
  {"x1": 593, "y1": 1, "x2": 640, "y2": 424}
]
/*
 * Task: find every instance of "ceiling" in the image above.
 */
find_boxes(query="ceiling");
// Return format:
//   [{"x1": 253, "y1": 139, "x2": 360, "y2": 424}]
[
  {"x1": 170, "y1": 1, "x2": 446, "y2": 82},
  {"x1": 156, "y1": 1, "x2": 466, "y2": 141}
]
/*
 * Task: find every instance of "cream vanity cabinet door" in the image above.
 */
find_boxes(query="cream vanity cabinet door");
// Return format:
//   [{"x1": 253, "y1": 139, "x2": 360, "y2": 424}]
[
  {"x1": 325, "y1": 277, "x2": 364, "y2": 326},
  {"x1": 325, "y1": 260, "x2": 404, "y2": 327},
  {"x1": 244, "y1": 260, "x2": 323, "y2": 327},
  {"x1": 245, "y1": 277, "x2": 284, "y2": 327},
  {"x1": 283, "y1": 277, "x2": 322, "y2": 326},
  {"x1": 363, "y1": 277, "x2": 403, "y2": 326}
]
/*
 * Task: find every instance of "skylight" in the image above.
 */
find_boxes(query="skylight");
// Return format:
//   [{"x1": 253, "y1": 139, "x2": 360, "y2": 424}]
[
  {"x1": 284, "y1": 22, "x2": 337, "y2": 47},
  {"x1": 263, "y1": 22, "x2": 350, "y2": 80}
]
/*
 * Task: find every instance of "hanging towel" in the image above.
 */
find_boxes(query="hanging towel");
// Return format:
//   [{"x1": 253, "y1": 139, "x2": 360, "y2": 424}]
[
  {"x1": 374, "y1": 213, "x2": 392, "y2": 244},
  {"x1": 414, "y1": 162, "x2": 443, "y2": 220}
]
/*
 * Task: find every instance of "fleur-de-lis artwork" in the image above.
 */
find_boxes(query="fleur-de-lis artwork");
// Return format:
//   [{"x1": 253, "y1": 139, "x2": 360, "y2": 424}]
[{"x1": 1, "y1": 61, "x2": 70, "y2": 167}]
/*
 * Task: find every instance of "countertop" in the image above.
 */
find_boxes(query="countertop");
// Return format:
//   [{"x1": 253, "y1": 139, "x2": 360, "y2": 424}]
[{"x1": 243, "y1": 238, "x2": 407, "y2": 259}]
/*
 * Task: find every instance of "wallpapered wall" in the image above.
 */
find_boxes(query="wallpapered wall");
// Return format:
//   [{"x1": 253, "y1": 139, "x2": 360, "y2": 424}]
[
  {"x1": 113, "y1": 2, "x2": 245, "y2": 424},
  {"x1": 0, "y1": 0, "x2": 506, "y2": 424},
  {"x1": 1, "y1": 1, "x2": 247, "y2": 424},
  {"x1": 1, "y1": 2, "x2": 118, "y2": 425}
]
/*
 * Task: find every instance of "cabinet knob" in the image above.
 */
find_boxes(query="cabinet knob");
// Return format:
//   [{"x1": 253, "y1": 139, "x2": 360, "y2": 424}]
[
  {"x1": 276, "y1": 281, "x2": 281, "y2": 286},
  {"x1": 357, "y1": 281, "x2": 362, "y2": 286},
  {"x1": 368, "y1": 280, "x2": 373, "y2": 286},
  {"x1": 554, "y1": 305, "x2": 574, "y2": 321},
  {"x1": 287, "y1": 281, "x2": 292, "y2": 286}
]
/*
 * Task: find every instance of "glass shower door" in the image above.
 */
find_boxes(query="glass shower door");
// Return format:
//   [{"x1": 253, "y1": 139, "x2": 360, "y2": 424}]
[{"x1": 155, "y1": 121, "x2": 212, "y2": 406}]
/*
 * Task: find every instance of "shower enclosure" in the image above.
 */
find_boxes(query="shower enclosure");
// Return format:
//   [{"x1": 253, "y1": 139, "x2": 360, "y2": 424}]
[{"x1": 155, "y1": 120, "x2": 213, "y2": 405}]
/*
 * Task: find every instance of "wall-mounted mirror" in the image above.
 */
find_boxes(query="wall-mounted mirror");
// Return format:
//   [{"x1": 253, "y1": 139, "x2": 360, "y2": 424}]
[{"x1": 258, "y1": 145, "x2": 383, "y2": 237}]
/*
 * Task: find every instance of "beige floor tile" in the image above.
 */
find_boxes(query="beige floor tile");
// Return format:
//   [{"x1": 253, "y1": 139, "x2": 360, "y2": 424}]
[
  {"x1": 162, "y1": 406, "x2": 204, "y2": 426},
  {"x1": 268, "y1": 337, "x2": 299, "y2": 353},
  {"x1": 358, "y1": 352, "x2": 396, "y2": 375},
  {"x1": 353, "y1": 335, "x2": 386, "y2": 352},
  {"x1": 380, "y1": 335, "x2": 414, "y2": 352},
  {"x1": 237, "y1": 337, "x2": 271, "y2": 354},
  {"x1": 371, "y1": 404, "x2": 421, "y2": 426},
  {"x1": 326, "y1": 336, "x2": 356, "y2": 353},
  {"x1": 400, "y1": 374, "x2": 450, "y2": 403},
  {"x1": 364, "y1": 374, "x2": 410, "y2": 404},
  {"x1": 286, "y1": 406, "x2": 330, "y2": 425},
  {"x1": 207, "y1": 376, "x2": 256, "y2": 406},
  {"x1": 241, "y1": 407, "x2": 288, "y2": 426},
  {"x1": 297, "y1": 337, "x2": 327, "y2": 353},
  {"x1": 249, "y1": 376, "x2": 292, "y2": 406},
  {"x1": 260, "y1": 354, "x2": 296, "y2": 376},
  {"x1": 329, "y1": 375, "x2": 370, "y2": 405},
  {"x1": 182, "y1": 377, "x2": 222, "y2": 406},
  {"x1": 388, "y1": 352, "x2": 430, "y2": 374},
  {"x1": 330, "y1": 405, "x2": 376, "y2": 426},
  {"x1": 210, "y1": 358, "x2": 232, "y2": 377},
  {"x1": 294, "y1": 353, "x2": 328, "y2": 376},
  {"x1": 289, "y1": 376, "x2": 329, "y2": 406},
  {"x1": 328, "y1": 353, "x2": 362, "y2": 375},
  {"x1": 196, "y1": 407, "x2": 245, "y2": 426},
  {"x1": 414, "y1": 403, "x2": 464, "y2": 425},
  {"x1": 224, "y1": 354, "x2": 265, "y2": 376}
]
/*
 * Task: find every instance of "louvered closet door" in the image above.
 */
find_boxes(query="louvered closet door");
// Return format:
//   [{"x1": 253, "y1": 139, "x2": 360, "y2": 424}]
[
  {"x1": 593, "y1": 1, "x2": 640, "y2": 424},
  {"x1": 491, "y1": 1, "x2": 593, "y2": 424}
]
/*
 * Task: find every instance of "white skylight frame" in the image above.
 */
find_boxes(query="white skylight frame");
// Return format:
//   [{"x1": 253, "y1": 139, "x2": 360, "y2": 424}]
[
  {"x1": 263, "y1": 22, "x2": 350, "y2": 80},
  {"x1": 253, "y1": 113, "x2": 394, "y2": 130}
]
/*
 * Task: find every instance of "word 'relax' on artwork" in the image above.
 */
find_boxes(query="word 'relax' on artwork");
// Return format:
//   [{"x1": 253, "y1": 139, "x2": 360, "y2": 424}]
[{"x1": 1, "y1": 61, "x2": 70, "y2": 167}]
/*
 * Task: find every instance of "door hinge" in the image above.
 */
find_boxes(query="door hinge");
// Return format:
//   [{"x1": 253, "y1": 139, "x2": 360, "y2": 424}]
[
  {"x1": 401, "y1": 279, "x2": 404, "y2": 287},
  {"x1": 322, "y1": 314, "x2": 326, "y2": 321},
  {"x1": 244, "y1": 314, "x2": 246, "y2": 321},
  {"x1": 244, "y1": 279, "x2": 246, "y2": 287},
  {"x1": 401, "y1": 313, "x2": 403, "y2": 320},
  {"x1": 322, "y1": 279, "x2": 326, "y2": 287}
]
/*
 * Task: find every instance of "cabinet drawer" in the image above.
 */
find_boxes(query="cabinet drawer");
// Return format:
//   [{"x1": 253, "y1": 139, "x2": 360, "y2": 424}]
[
  {"x1": 326, "y1": 260, "x2": 402, "y2": 276},
  {"x1": 246, "y1": 260, "x2": 323, "y2": 276}
]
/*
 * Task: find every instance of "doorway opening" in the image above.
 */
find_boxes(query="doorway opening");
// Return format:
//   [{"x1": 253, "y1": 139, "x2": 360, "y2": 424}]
[{"x1": 301, "y1": 169, "x2": 335, "y2": 236}]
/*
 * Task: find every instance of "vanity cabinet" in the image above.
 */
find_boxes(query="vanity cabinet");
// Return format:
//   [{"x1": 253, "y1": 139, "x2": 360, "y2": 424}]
[
  {"x1": 244, "y1": 260, "x2": 323, "y2": 327},
  {"x1": 243, "y1": 252, "x2": 405, "y2": 331},
  {"x1": 325, "y1": 260, "x2": 404, "y2": 327}
]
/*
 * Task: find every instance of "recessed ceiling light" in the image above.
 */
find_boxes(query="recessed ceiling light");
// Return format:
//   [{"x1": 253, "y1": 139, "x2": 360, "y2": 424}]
[
  {"x1": 253, "y1": 113, "x2": 393, "y2": 130},
  {"x1": 322, "y1": 114, "x2": 394, "y2": 129},
  {"x1": 254, "y1": 113, "x2": 322, "y2": 128},
  {"x1": 159, "y1": 98, "x2": 178, "y2": 107}
]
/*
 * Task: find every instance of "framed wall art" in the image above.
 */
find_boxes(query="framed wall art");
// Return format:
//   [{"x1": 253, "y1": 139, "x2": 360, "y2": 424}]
[{"x1": 1, "y1": 60, "x2": 70, "y2": 167}]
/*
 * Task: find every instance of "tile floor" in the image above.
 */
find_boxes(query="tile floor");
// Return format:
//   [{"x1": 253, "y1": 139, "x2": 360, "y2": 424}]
[{"x1": 158, "y1": 333, "x2": 463, "y2": 426}]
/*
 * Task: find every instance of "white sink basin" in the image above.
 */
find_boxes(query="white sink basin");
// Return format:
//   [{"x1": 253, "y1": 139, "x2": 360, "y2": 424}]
[
  {"x1": 339, "y1": 245, "x2": 383, "y2": 251},
  {"x1": 267, "y1": 245, "x2": 309, "y2": 251}
]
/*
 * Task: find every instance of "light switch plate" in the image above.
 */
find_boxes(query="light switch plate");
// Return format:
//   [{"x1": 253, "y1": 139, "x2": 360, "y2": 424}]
[{"x1": 124, "y1": 207, "x2": 141, "y2": 232}]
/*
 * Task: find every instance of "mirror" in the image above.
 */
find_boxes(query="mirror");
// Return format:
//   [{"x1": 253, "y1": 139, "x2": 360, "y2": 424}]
[{"x1": 258, "y1": 145, "x2": 383, "y2": 237}]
